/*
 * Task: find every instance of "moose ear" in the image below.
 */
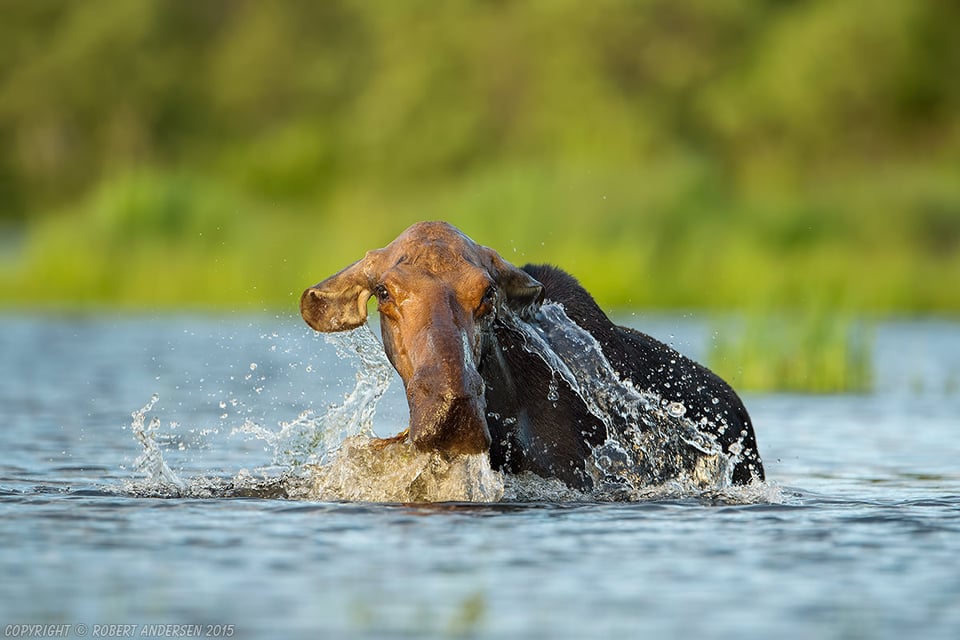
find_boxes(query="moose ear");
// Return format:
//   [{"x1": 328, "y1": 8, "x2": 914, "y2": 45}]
[
  {"x1": 484, "y1": 250, "x2": 544, "y2": 313},
  {"x1": 300, "y1": 255, "x2": 378, "y2": 332}
]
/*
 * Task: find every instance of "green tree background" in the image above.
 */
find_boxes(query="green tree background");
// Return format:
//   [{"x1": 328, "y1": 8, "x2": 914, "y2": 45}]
[{"x1": 1, "y1": 0, "x2": 958, "y2": 312}]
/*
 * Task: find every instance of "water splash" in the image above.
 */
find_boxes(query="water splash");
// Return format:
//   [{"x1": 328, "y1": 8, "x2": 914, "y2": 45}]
[
  {"x1": 310, "y1": 436, "x2": 504, "y2": 502},
  {"x1": 232, "y1": 325, "x2": 394, "y2": 468},
  {"x1": 125, "y1": 324, "x2": 506, "y2": 503},
  {"x1": 506, "y1": 302, "x2": 740, "y2": 497},
  {"x1": 129, "y1": 394, "x2": 186, "y2": 494},
  {"x1": 296, "y1": 326, "x2": 504, "y2": 502},
  {"x1": 122, "y1": 314, "x2": 773, "y2": 504},
  {"x1": 502, "y1": 472, "x2": 590, "y2": 502}
]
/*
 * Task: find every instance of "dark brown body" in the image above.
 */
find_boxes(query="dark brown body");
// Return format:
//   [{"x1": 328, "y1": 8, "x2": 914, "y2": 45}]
[
  {"x1": 481, "y1": 265, "x2": 763, "y2": 488},
  {"x1": 301, "y1": 221, "x2": 763, "y2": 490}
]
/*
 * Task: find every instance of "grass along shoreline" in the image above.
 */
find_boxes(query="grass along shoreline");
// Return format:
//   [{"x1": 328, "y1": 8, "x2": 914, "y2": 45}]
[
  {"x1": 708, "y1": 311, "x2": 874, "y2": 393},
  {"x1": 3, "y1": 166, "x2": 959, "y2": 314}
]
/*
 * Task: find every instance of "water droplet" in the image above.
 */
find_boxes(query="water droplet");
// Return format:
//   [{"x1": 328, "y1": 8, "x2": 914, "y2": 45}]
[
  {"x1": 667, "y1": 402, "x2": 686, "y2": 418},
  {"x1": 547, "y1": 380, "x2": 559, "y2": 402}
]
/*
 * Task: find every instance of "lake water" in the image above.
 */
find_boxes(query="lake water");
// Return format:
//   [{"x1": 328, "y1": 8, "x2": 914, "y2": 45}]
[{"x1": 1, "y1": 312, "x2": 958, "y2": 639}]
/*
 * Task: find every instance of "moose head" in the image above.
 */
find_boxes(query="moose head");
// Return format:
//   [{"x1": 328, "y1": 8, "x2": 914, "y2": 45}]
[{"x1": 300, "y1": 222, "x2": 543, "y2": 456}]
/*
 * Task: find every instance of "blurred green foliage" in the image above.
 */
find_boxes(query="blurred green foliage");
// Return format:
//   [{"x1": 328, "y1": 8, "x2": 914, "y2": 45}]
[
  {"x1": 0, "y1": 0, "x2": 958, "y2": 312},
  {"x1": 709, "y1": 311, "x2": 873, "y2": 393}
]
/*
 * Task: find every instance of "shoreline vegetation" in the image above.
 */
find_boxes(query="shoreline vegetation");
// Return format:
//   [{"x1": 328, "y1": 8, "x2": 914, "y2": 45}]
[
  {"x1": 1, "y1": 166, "x2": 958, "y2": 315},
  {"x1": 708, "y1": 311, "x2": 873, "y2": 393}
]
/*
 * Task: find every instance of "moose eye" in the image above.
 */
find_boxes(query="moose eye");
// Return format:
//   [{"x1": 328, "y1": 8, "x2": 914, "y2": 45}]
[
  {"x1": 477, "y1": 285, "x2": 497, "y2": 317},
  {"x1": 373, "y1": 284, "x2": 390, "y2": 303}
]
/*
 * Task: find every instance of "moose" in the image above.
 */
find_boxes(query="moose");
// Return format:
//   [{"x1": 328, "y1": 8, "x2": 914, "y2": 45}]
[{"x1": 300, "y1": 221, "x2": 764, "y2": 491}]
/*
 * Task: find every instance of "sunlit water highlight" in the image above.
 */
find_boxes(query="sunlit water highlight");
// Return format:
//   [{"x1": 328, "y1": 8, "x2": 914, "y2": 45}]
[{"x1": 2, "y1": 314, "x2": 958, "y2": 638}]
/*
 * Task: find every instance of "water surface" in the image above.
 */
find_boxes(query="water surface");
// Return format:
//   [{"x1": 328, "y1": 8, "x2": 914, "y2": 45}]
[{"x1": 1, "y1": 313, "x2": 958, "y2": 638}]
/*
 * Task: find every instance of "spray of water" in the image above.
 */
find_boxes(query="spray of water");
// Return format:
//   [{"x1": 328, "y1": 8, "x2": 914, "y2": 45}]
[
  {"x1": 129, "y1": 394, "x2": 187, "y2": 495},
  {"x1": 297, "y1": 326, "x2": 504, "y2": 501},
  {"x1": 232, "y1": 325, "x2": 395, "y2": 468},
  {"x1": 125, "y1": 324, "x2": 506, "y2": 502},
  {"x1": 123, "y1": 312, "x2": 776, "y2": 504},
  {"x1": 505, "y1": 302, "x2": 741, "y2": 498},
  {"x1": 310, "y1": 436, "x2": 504, "y2": 502}
]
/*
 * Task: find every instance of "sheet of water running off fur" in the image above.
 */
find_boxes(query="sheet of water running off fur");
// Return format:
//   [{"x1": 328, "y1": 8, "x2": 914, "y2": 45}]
[{"x1": 123, "y1": 306, "x2": 780, "y2": 505}]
